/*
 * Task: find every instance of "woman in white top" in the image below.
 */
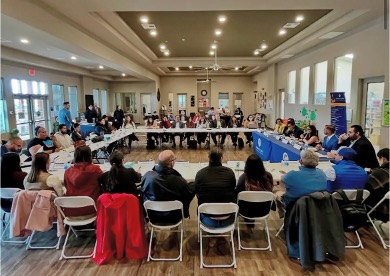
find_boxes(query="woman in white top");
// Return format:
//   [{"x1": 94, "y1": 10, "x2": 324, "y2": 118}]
[
  {"x1": 123, "y1": 115, "x2": 139, "y2": 148},
  {"x1": 23, "y1": 152, "x2": 65, "y2": 196},
  {"x1": 196, "y1": 116, "x2": 208, "y2": 147},
  {"x1": 243, "y1": 114, "x2": 257, "y2": 147}
]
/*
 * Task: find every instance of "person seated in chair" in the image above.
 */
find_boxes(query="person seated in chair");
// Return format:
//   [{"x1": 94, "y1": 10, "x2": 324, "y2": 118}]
[
  {"x1": 27, "y1": 127, "x2": 61, "y2": 156},
  {"x1": 159, "y1": 116, "x2": 171, "y2": 143},
  {"x1": 209, "y1": 114, "x2": 227, "y2": 148},
  {"x1": 1, "y1": 136, "x2": 23, "y2": 157},
  {"x1": 227, "y1": 116, "x2": 239, "y2": 147},
  {"x1": 324, "y1": 147, "x2": 368, "y2": 192},
  {"x1": 71, "y1": 123, "x2": 86, "y2": 143},
  {"x1": 274, "y1": 118, "x2": 286, "y2": 135},
  {"x1": 299, "y1": 125, "x2": 320, "y2": 147},
  {"x1": 170, "y1": 115, "x2": 185, "y2": 148},
  {"x1": 94, "y1": 116, "x2": 110, "y2": 136},
  {"x1": 283, "y1": 119, "x2": 304, "y2": 138},
  {"x1": 54, "y1": 124, "x2": 74, "y2": 149},
  {"x1": 315, "y1": 124, "x2": 338, "y2": 152},
  {"x1": 243, "y1": 115, "x2": 257, "y2": 146}
]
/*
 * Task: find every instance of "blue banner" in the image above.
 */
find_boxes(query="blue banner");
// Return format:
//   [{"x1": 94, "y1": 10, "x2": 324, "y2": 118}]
[
  {"x1": 330, "y1": 92, "x2": 347, "y2": 135},
  {"x1": 252, "y1": 132, "x2": 272, "y2": 161},
  {"x1": 269, "y1": 139, "x2": 301, "y2": 163}
]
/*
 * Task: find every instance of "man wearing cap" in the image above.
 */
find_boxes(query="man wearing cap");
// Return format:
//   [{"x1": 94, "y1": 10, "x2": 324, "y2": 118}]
[
  {"x1": 316, "y1": 124, "x2": 338, "y2": 152},
  {"x1": 324, "y1": 147, "x2": 368, "y2": 192}
]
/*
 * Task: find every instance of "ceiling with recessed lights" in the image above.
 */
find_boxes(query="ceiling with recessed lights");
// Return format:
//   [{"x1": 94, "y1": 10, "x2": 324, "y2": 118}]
[{"x1": 0, "y1": 0, "x2": 385, "y2": 81}]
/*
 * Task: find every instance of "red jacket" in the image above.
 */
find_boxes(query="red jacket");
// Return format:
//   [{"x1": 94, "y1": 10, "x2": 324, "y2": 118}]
[
  {"x1": 93, "y1": 193, "x2": 148, "y2": 265},
  {"x1": 64, "y1": 162, "x2": 103, "y2": 216}
]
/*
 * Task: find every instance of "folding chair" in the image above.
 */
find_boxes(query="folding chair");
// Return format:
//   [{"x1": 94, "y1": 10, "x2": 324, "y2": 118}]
[
  {"x1": 332, "y1": 189, "x2": 370, "y2": 249},
  {"x1": 237, "y1": 191, "x2": 274, "y2": 251},
  {"x1": 198, "y1": 202, "x2": 239, "y2": 269},
  {"x1": 367, "y1": 191, "x2": 390, "y2": 249},
  {"x1": 143, "y1": 200, "x2": 184, "y2": 262},
  {"x1": 54, "y1": 196, "x2": 97, "y2": 260},
  {"x1": 0, "y1": 188, "x2": 28, "y2": 244}
]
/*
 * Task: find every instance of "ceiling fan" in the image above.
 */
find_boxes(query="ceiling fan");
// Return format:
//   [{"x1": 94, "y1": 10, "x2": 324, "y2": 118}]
[
  {"x1": 196, "y1": 68, "x2": 216, "y2": 83},
  {"x1": 208, "y1": 41, "x2": 235, "y2": 72}
]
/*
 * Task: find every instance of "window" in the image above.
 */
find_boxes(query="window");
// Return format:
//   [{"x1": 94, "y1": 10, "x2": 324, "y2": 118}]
[
  {"x1": 68, "y1": 86, "x2": 78, "y2": 118},
  {"x1": 178, "y1": 94, "x2": 186, "y2": 109},
  {"x1": 52, "y1": 84, "x2": 64, "y2": 117},
  {"x1": 314, "y1": 61, "x2": 327, "y2": 105},
  {"x1": 93, "y1": 89, "x2": 99, "y2": 107},
  {"x1": 0, "y1": 78, "x2": 8, "y2": 133},
  {"x1": 334, "y1": 55, "x2": 353, "y2": 104},
  {"x1": 101, "y1": 89, "x2": 108, "y2": 115},
  {"x1": 288, "y1": 70, "x2": 296, "y2": 104},
  {"x1": 11, "y1": 79, "x2": 48, "y2": 95},
  {"x1": 299, "y1": 66, "x2": 310, "y2": 104},
  {"x1": 218, "y1": 92, "x2": 229, "y2": 109}
]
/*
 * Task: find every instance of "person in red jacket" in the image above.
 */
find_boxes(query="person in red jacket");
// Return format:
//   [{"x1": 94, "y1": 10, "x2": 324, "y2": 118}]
[{"x1": 64, "y1": 145, "x2": 103, "y2": 217}]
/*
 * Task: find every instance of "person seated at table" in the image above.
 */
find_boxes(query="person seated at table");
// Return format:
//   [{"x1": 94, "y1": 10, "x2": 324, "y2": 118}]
[
  {"x1": 196, "y1": 116, "x2": 208, "y2": 148},
  {"x1": 195, "y1": 148, "x2": 236, "y2": 228},
  {"x1": 55, "y1": 124, "x2": 74, "y2": 149},
  {"x1": 64, "y1": 145, "x2": 103, "y2": 217},
  {"x1": 234, "y1": 107, "x2": 244, "y2": 127},
  {"x1": 283, "y1": 119, "x2": 304, "y2": 138},
  {"x1": 1, "y1": 152, "x2": 27, "y2": 190},
  {"x1": 243, "y1": 114, "x2": 257, "y2": 147},
  {"x1": 141, "y1": 150, "x2": 195, "y2": 222},
  {"x1": 324, "y1": 147, "x2": 367, "y2": 192},
  {"x1": 145, "y1": 117, "x2": 159, "y2": 147},
  {"x1": 23, "y1": 152, "x2": 65, "y2": 196},
  {"x1": 98, "y1": 151, "x2": 141, "y2": 195},
  {"x1": 185, "y1": 117, "x2": 196, "y2": 146},
  {"x1": 171, "y1": 115, "x2": 185, "y2": 149},
  {"x1": 123, "y1": 115, "x2": 139, "y2": 148},
  {"x1": 151, "y1": 111, "x2": 159, "y2": 121},
  {"x1": 209, "y1": 114, "x2": 227, "y2": 148},
  {"x1": 315, "y1": 124, "x2": 338, "y2": 152},
  {"x1": 159, "y1": 115, "x2": 172, "y2": 143},
  {"x1": 364, "y1": 148, "x2": 389, "y2": 221},
  {"x1": 94, "y1": 116, "x2": 110, "y2": 136},
  {"x1": 71, "y1": 123, "x2": 86, "y2": 143},
  {"x1": 274, "y1": 118, "x2": 286, "y2": 135},
  {"x1": 227, "y1": 116, "x2": 239, "y2": 148},
  {"x1": 27, "y1": 126, "x2": 61, "y2": 156},
  {"x1": 275, "y1": 150, "x2": 327, "y2": 216},
  {"x1": 110, "y1": 122, "x2": 121, "y2": 134},
  {"x1": 192, "y1": 112, "x2": 200, "y2": 125},
  {"x1": 207, "y1": 107, "x2": 215, "y2": 119},
  {"x1": 85, "y1": 104, "x2": 98, "y2": 123},
  {"x1": 299, "y1": 125, "x2": 320, "y2": 147},
  {"x1": 1, "y1": 136, "x2": 23, "y2": 157}
]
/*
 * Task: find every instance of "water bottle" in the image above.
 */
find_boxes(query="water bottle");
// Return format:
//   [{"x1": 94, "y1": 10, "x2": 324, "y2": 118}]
[
  {"x1": 64, "y1": 160, "x2": 71, "y2": 170},
  {"x1": 303, "y1": 144, "x2": 308, "y2": 150}
]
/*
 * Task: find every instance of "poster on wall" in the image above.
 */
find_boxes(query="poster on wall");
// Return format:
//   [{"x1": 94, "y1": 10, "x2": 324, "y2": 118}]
[
  {"x1": 330, "y1": 92, "x2": 347, "y2": 135},
  {"x1": 383, "y1": 100, "x2": 390, "y2": 126}
]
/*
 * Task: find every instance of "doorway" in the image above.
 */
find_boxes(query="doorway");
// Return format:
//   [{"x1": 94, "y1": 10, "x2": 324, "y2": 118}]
[{"x1": 14, "y1": 96, "x2": 49, "y2": 140}]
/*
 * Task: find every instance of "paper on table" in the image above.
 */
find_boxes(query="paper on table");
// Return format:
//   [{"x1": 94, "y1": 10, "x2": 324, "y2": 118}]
[
  {"x1": 316, "y1": 152, "x2": 328, "y2": 158},
  {"x1": 37, "y1": 146, "x2": 44, "y2": 153},
  {"x1": 20, "y1": 154, "x2": 29, "y2": 163}
]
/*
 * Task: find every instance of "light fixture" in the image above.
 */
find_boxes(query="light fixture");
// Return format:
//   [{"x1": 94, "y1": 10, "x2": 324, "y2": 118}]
[
  {"x1": 164, "y1": 51, "x2": 170, "y2": 56},
  {"x1": 254, "y1": 50, "x2": 259, "y2": 55},
  {"x1": 189, "y1": 65, "x2": 193, "y2": 69},
  {"x1": 345, "y1": 53, "x2": 354, "y2": 59},
  {"x1": 20, "y1": 39, "x2": 29, "y2": 44},
  {"x1": 279, "y1": 29, "x2": 286, "y2": 35},
  {"x1": 71, "y1": 56, "x2": 77, "y2": 60},
  {"x1": 121, "y1": 73, "x2": 126, "y2": 77},
  {"x1": 149, "y1": 30, "x2": 157, "y2": 36},
  {"x1": 209, "y1": 51, "x2": 214, "y2": 55},
  {"x1": 215, "y1": 29, "x2": 222, "y2": 36},
  {"x1": 175, "y1": 67, "x2": 179, "y2": 71},
  {"x1": 140, "y1": 16, "x2": 149, "y2": 23},
  {"x1": 296, "y1": 15, "x2": 304, "y2": 22},
  {"x1": 181, "y1": 38, "x2": 186, "y2": 42},
  {"x1": 211, "y1": 44, "x2": 217, "y2": 49},
  {"x1": 261, "y1": 41, "x2": 268, "y2": 49},
  {"x1": 98, "y1": 65, "x2": 104, "y2": 69},
  {"x1": 235, "y1": 67, "x2": 239, "y2": 71},
  {"x1": 218, "y1": 15, "x2": 226, "y2": 23},
  {"x1": 159, "y1": 44, "x2": 166, "y2": 50}
]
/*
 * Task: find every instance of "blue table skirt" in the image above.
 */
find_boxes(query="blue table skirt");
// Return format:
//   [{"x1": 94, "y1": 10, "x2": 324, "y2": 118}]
[
  {"x1": 80, "y1": 124, "x2": 95, "y2": 137},
  {"x1": 252, "y1": 131, "x2": 329, "y2": 163}
]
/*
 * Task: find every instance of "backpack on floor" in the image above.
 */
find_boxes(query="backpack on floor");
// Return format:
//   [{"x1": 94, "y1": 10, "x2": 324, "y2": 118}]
[
  {"x1": 238, "y1": 137, "x2": 244, "y2": 149},
  {"x1": 335, "y1": 189, "x2": 367, "y2": 232},
  {"x1": 146, "y1": 139, "x2": 156, "y2": 150},
  {"x1": 188, "y1": 139, "x2": 197, "y2": 149}
]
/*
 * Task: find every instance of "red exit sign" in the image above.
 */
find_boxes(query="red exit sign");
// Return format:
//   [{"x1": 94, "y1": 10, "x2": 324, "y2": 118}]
[{"x1": 28, "y1": 69, "x2": 36, "y2": 76}]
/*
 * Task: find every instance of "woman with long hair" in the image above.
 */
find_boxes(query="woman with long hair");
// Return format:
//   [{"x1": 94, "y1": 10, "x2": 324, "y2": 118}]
[
  {"x1": 123, "y1": 115, "x2": 139, "y2": 148},
  {"x1": 227, "y1": 116, "x2": 239, "y2": 147},
  {"x1": 300, "y1": 125, "x2": 320, "y2": 146},
  {"x1": 243, "y1": 114, "x2": 257, "y2": 146},
  {"x1": 98, "y1": 151, "x2": 141, "y2": 194},
  {"x1": 274, "y1": 118, "x2": 286, "y2": 135},
  {"x1": 145, "y1": 117, "x2": 159, "y2": 146},
  {"x1": 23, "y1": 152, "x2": 64, "y2": 195},
  {"x1": 1, "y1": 152, "x2": 26, "y2": 189},
  {"x1": 196, "y1": 116, "x2": 208, "y2": 147}
]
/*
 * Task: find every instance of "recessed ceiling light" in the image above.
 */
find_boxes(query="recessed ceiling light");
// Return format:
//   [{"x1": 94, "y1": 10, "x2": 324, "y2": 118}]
[
  {"x1": 296, "y1": 15, "x2": 304, "y2": 22},
  {"x1": 235, "y1": 67, "x2": 239, "y2": 70},
  {"x1": 98, "y1": 65, "x2": 104, "y2": 69},
  {"x1": 218, "y1": 15, "x2": 226, "y2": 23},
  {"x1": 215, "y1": 29, "x2": 222, "y2": 36},
  {"x1": 121, "y1": 73, "x2": 126, "y2": 77},
  {"x1": 345, "y1": 53, "x2": 354, "y2": 59},
  {"x1": 71, "y1": 56, "x2": 77, "y2": 60},
  {"x1": 164, "y1": 51, "x2": 170, "y2": 56},
  {"x1": 279, "y1": 29, "x2": 286, "y2": 35},
  {"x1": 159, "y1": 44, "x2": 166, "y2": 50},
  {"x1": 254, "y1": 50, "x2": 259, "y2": 55},
  {"x1": 209, "y1": 51, "x2": 214, "y2": 55},
  {"x1": 189, "y1": 65, "x2": 193, "y2": 69},
  {"x1": 261, "y1": 42, "x2": 268, "y2": 49},
  {"x1": 211, "y1": 44, "x2": 217, "y2": 49},
  {"x1": 140, "y1": 16, "x2": 149, "y2": 23},
  {"x1": 181, "y1": 38, "x2": 186, "y2": 42},
  {"x1": 150, "y1": 30, "x2": 157, "y2": 36},
  {"x1": 20, "y1": 39, "x2": 29, "y2": 44},
  {"x1": 175, "y1": 67, "x2": 179, "y2": 71}
]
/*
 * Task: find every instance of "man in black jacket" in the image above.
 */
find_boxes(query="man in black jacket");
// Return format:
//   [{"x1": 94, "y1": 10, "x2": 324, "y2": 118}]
[
  {"x1": 141, "y1": 150, "x2": 195, "y2": 221},
  {"x1": 335, "y1": 125, "x2": 379, "y2": 169},
  {"x1": 284, "y1": 119, "x2": 304, "y2": 138}
]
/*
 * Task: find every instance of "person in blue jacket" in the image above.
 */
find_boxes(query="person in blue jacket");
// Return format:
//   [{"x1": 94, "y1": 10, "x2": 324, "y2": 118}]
[
  {"x1": 58, "y1": 101, "x2": 72, "y2": 134},
  {"x1": 316, "y1": 124, "x2": 338, "y2": 152}
]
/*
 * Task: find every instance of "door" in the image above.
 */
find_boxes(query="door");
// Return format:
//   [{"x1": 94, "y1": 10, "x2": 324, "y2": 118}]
[{"x1": 14, "y1": 96, "x2": 49, "y2": 140}]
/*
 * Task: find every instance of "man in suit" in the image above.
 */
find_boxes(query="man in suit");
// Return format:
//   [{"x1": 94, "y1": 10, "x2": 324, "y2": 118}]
[
  {"x1": 170, "y1": 115, "x2": 185, "y2": 148},
  {"x1": 209, "y1": 114, "x2": 227, "y2": 148},
  {"x1": 334, "y1": 124, "x2": 379, "y2": 169},
  {"x1": 283, "y1": 119, "x2": 304, "y2": 138},
  {"x1": 316, "y1": 124, "x2": 338, "y2": 152}
]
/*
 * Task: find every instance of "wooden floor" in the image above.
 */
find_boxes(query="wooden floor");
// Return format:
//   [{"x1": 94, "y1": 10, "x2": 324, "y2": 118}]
[{"x1": 1, "y1": 141, "x2": 389, "y2": 276}]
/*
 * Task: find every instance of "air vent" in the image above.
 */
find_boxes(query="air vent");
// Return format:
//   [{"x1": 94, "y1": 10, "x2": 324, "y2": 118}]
[
  {"x1": 141, "y1": 23, "x2": 156, "y2": 30},
  {"x1": 283, "y1": 22, "x2": 300, "y2": 28},
  {"x1": 318, "y1": 32, "x2": 344, "y2": 39}
]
